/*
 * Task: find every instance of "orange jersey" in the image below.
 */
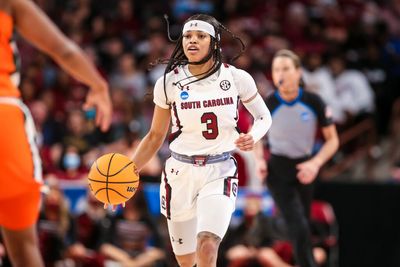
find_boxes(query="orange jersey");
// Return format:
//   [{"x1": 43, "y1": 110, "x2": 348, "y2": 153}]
[
  {"x1": 0, "y1": 12, "x2": 42, "y2": 229},
  {"x1": 0, "y1": 10, "x2": 21, "y2": 97}
]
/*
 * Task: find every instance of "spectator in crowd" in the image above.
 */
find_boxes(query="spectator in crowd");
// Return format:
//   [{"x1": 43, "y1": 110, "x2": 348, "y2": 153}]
[
  {"x1": 45, "y1": 145, "x2": 88, "y2": 184},
  {"x1": 110, "y1": 53, "x2": 147, "y2": 101},
  {"x1": 62, "y1": 109, "x2": 101, "y2": 154},
  {"x1": 66, "y1": 193, "x2": 113, "y2": 267},
  {"x1": 328, "y1": 54, "x2": 375, "y2": 129},
  {"x1": 38, "y1": 186, "x2": 74, "y2": 267},
  {"x1": 100, "y1": 188, "x2": 166, "y2": 267},
  {"x1": 19, "y1": 79, "x2": 39, "y2": 106},
  {"x1": 109, "y1": 87, "x2": 136, "y2": 140},
  {"x1": 222, "y1": 193, "x2": 326, "y2": 267},
  {"x1": 172, "y1": 0, "x2": 215, "y2": 22},
  {"x1": 302, "y1": 52, "x2": 345, "y2": 124},
  {"x1": 361, "y1": 42, "x2": 391, "y2": 137}
]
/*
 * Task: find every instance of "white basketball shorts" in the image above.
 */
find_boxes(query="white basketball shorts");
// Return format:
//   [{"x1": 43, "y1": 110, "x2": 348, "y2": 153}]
[{"x1": 160, "y1": 156, "x2": 239, "y2": 255}]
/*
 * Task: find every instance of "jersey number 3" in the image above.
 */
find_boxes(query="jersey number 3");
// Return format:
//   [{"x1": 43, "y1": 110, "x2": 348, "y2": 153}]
[{"x1": 201, "y1": 112, "x2": 219, "y2": 139}]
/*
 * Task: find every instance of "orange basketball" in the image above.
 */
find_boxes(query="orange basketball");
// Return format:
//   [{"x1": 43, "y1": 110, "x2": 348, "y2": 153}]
[{"x1": 88, "y1": 153, "x2": 139, "y2": 205}]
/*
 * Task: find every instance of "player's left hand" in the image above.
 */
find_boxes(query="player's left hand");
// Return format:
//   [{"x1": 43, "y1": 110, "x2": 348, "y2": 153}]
[
  {"x1": 104, "y1": 202, "x2": 126, "y2": 212},
  {"x1": 296, "y1": 159, "x2": 320, "y2": 184},
  {"x1": 84, "y1": 83, "x2": 112, "y2": 132},
  {"x1": 234, "y1": 133, "x2": 255, "y2": 151}
]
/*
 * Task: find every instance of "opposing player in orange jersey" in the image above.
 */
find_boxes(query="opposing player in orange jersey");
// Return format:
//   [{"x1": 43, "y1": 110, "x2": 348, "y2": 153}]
[{"x1": 0, "y1": 0, "x2": 112, "y2": 266}]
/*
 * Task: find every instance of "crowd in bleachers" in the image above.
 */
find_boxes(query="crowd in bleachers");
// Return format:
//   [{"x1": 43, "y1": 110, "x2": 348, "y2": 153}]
[{"x1": 3, "y1": 0, "x2": 400, "y2": 266}]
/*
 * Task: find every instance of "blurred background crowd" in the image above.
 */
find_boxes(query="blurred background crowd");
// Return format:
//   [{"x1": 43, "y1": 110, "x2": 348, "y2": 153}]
[{"x1": 2, "y1": 0, "x2": 400, "y2": 266}]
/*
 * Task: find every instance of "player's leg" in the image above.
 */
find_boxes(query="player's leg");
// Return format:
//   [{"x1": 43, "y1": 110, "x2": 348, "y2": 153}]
[
  {"x1": 0, "y1": 189, "x2": 43, "y2": 267},
  {"x1": 167, "y1": 217, "x2": 197, "y2": 267},
  {"x1": 0, "y1": 181, "x2": 42, "y2": 266},
  {"x1": 160, "y1": 157, "x2": 197, "y2": 266},
  {"x1": 196, "y1": 158, "x2": 238, "y2": 267},
  {"x1": 196, "y1": 231, "x2": 220, "y2": 267},
  {"x1": 2, "y1": 225, "x2": 43, "y2": 267},
  {"x1": 196, "y1": 194, "x2": 233, "y2": 267},
  {"x1": 175, "y1": 251, "x2": 196, "y2": 266}
]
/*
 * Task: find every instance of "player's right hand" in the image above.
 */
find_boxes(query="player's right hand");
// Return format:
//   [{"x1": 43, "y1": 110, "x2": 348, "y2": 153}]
[
  {"x1": 104, "y1": 202, "x2": 126, "y2": 212},
  {"x1": 84, "y1": 83, "x2": 112, "y2": 132},
  {"x1": 234, "y1": 133, "x2": 255, "y2": 151}
]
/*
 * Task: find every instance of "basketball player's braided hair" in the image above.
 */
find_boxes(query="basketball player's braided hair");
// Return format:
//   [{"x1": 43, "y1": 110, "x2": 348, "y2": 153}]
[{"x1": 156, "y1": 14, "x2": 246, "y2": 106}]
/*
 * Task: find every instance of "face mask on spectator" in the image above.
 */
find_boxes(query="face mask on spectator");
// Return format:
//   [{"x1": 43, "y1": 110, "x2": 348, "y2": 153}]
[{"x1": 63, "y1": 153, "x2": 81, "y2": 170}]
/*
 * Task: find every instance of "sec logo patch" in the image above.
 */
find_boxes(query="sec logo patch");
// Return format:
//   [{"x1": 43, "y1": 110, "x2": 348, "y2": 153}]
[{"x1": 220, "y1": 80, "x2": 231, "y2": 91}]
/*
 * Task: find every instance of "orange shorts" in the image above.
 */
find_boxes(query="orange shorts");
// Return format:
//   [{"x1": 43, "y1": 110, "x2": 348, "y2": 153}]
[
  {"x1": 0, "y1": 99, "x2": 42, "y2": 229},
  {"x1": 0, "y1": 189, "x2": 41, "y2": 230}
]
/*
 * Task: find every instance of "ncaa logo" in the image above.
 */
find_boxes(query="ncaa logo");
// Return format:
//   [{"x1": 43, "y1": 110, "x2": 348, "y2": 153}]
[
  {"x1": 220, "y1": 80, "x2": 231, "y2": 91},
  {"x1": 180, "y1": 91, "x2": 189, "y2": 100}
]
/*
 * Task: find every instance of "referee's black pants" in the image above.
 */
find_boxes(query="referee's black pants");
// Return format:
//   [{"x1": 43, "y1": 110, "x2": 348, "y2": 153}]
[{"x1": 266, "y1": 154, "x2": 317, "y2": 267}]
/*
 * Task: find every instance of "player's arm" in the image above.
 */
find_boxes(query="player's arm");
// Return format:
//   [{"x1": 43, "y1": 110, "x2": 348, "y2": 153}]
[
  {"x1": 234, "y1": 68, "x2": 272, "y2": 151},
  {"x1": 12, "y1": 0, "x2": 104, "y2": 89},
  {"x1": 11, "y1": 0, "x2": 112, "y2": 131},
  {"x1": 242, "y1": 93, "x2": 272, "y2": 143},
  {"x1": 131, "y1": 105, "x2": 171, "y2": 171}
]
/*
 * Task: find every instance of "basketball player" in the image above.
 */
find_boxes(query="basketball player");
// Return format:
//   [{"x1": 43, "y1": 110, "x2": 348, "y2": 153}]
[
  {"x1": 260, "y1": 50, "x2": 339, "y2": 267},
  {"x1": 0, "y1": 0, "x2": 112, "y2": 266},
  {"x1": 131, "y1": 14, "x2": 272, "y2": 267}
]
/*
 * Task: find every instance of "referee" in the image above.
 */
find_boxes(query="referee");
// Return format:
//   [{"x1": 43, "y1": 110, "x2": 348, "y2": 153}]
[{"x1": 262, "y1": 50, "x2": 339, "y2": 267}]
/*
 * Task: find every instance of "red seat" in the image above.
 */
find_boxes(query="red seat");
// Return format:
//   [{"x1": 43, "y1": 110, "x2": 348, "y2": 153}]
[{"x1": 311, "y1": 200, "x2": 339, "y2": 267}]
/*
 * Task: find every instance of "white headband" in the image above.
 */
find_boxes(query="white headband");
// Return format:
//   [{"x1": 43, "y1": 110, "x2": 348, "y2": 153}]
[{"x1": 182, "y1": 20, "x2": 215, "y2": 38}]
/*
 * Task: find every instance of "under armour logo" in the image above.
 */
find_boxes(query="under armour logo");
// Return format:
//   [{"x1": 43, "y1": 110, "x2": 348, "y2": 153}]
[
  {"x1": 174, "y1": 81, "x2": 189, "y2": 91},
  {"x1": 190, "y1": 22, "x2": 198, "y2": 27},
  {"x1": 171, "y1": 236, "x2": 183, "y2": 244},
  {"x1": 170, "y1": 168, "x2": 179, "y2": 175}
]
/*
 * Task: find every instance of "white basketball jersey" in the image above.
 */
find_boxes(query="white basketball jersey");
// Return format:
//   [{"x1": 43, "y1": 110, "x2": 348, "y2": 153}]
[{"x1": 154, "y1": 64, "x2": 257, "y2": 156}]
